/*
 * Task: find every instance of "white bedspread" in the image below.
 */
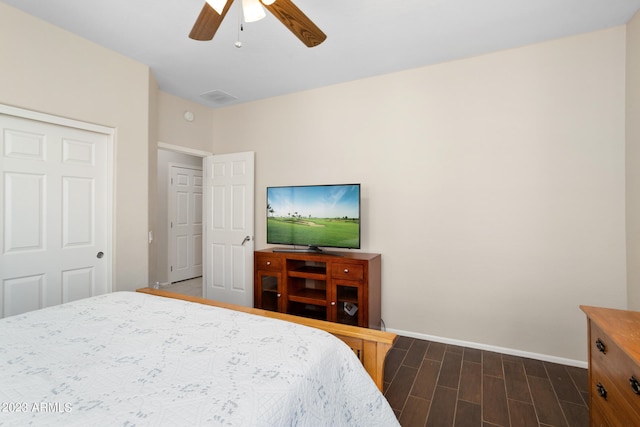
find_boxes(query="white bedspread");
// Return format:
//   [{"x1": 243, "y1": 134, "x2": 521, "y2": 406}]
[{"x1": 0, "y1": 292, "x2": 399, "y2": 426}]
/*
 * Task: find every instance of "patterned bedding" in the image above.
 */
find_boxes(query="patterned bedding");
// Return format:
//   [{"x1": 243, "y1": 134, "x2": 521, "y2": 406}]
[{"x1": 0, "y1": 291, "x2": 399, "y2": 426}]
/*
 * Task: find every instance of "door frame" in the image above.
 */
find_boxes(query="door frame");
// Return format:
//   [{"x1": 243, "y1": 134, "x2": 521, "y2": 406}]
[
  {"x1": 156, "y1": 142, "x2": 212, "y2": 288},
  {"x1": 0, "y1": 103, "x2": 115, "y2": 295}
]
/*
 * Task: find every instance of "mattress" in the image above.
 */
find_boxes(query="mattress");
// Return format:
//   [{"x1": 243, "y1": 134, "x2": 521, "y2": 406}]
[{"x1": 0, "y1": 291, "x2": 399, "y2": 426}]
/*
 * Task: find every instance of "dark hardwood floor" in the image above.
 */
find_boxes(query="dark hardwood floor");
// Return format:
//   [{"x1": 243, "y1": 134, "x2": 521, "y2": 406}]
[{"x1": 383, "y1": 336, "x2": 589, "y2": 427}]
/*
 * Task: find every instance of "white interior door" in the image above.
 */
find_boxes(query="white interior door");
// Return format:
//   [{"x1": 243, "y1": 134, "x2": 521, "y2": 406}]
[
  {"x1": 169, "y1": 165, "x2": 203, "y2": 282},
  {"x1": 0, "y1": 109, "x2": 111, "y2": 318},
  {"x1": 203, "y1": 152, "x2": 254, "y2": 306}
]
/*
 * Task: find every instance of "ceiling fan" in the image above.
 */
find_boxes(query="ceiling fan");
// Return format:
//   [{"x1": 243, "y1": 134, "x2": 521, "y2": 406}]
[{"x1": 189, "y1": 0, "x2": 326, "y2": 47}]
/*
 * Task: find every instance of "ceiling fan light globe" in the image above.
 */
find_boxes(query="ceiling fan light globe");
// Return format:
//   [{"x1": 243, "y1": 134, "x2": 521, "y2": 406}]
[
  {"x1": 242, "y1": 0, "x2": 266, "y2": 22},
  {"x1": 205, "y1": 0, "x2": 228, "y2": 15}
]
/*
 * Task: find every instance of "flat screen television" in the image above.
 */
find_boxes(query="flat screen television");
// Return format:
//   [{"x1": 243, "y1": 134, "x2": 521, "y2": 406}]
[{"x1": 266, "y1": 184, "x2": 361, "y2": 252}]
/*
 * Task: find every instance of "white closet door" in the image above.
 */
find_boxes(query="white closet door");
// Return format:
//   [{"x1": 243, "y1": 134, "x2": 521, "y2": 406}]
[
  {"x1": 0, "y1": 112, "x2": 111, "y2": 318},
  {"x1": 169, "y1": 165, "x2": 203, "y2": 283}
]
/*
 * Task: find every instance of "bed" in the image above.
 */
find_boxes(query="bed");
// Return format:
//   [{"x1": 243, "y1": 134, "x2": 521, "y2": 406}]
[{"x1": 0, "y1": 290, "x2": 399, "y2": 426}]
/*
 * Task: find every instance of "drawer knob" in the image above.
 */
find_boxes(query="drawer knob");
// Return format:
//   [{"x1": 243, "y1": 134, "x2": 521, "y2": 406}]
[
  {"x1": 631, "y1": 376, "x2": 640, "y2": 395},
  {"x1": 331, "y1": 301, "x2": 336, "y2": 306},
  {"x1": 343, "y1": 268, "x2": 349, "y2": 274},
  {"x1": 596, "y1": 382, "x2": 607, "y2": 399},
  {"x1": 277, "y1": 293, "x2": 281, "y2": 298},
  {"x1": 595, "y1": 338, "x2": 606, "y2": 354},
  {"x1": 266, "y1": 261, "x2": 271, "y2": 266}
]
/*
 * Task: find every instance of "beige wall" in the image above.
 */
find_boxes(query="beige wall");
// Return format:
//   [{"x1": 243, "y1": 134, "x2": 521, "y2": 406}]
[
  {"x1": 152, "y1": 91, "x2": 214, "y2": 285},
  {"x1": 157, "y1": 91, "x2": 215, "y2": 151},
  {"x1": 1, "y1": 0, "x2": 633, "y2": 364},
  {"x1": 627, "y1": 11, "x2": 640, "y2": 311},
  {"x1": 212, "y1": 27, "x2": 628, "y2": 363},
  {"x1": 148, "y1": 74, "x2": 160, "y2": 286},
  {"x1": 0, "y1": 3, "x2": 150, "y2": 291}
]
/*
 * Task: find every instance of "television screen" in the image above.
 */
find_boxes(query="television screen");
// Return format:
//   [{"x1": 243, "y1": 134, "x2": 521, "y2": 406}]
[{"x1": 267, "y1": 184, "x2": 361, "y2": 250}]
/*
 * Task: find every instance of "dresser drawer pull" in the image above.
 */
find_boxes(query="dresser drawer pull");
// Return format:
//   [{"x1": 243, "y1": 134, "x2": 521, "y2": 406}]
[
  {"x1": 596, "y1": 382, "x2": 608, "y2": 399},
  {"x1": 595, "y1": 338, "x2": 606, "y2": 353},
  {"x1": 631, "y1": 376, "x2": 640, "y2": 395}
]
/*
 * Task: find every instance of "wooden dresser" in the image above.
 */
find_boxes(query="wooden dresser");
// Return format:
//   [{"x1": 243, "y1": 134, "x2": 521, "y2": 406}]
[{"x1": 580, "y1": 305, "x2": 640, "y2": 426}]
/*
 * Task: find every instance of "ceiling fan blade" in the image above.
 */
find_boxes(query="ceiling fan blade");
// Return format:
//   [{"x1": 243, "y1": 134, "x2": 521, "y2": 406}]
[
  {"x1": 189, "y1": 0, "x2": 235, "y2": 41},
  {"x1": 261, "y1": 0, "x2": 326, "y2": 47}
]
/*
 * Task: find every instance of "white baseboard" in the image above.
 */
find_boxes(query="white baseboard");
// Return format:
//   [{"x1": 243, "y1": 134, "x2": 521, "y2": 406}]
[{"x1": 385, "y1": 327, "x2": 588, "y2": 369}]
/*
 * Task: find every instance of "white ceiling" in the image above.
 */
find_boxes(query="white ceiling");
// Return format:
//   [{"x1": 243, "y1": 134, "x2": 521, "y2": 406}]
[{"x1": 3, "y1": 0, "x2": 639, "y2": 108}]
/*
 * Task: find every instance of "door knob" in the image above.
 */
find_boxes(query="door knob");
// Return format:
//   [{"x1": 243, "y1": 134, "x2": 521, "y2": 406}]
[
  {"x1": 97, "y1": 251, "x2": 104, "y2": 259},
  {"x1": 241, "y1": 235, "x2": 251, "y2": 245}
]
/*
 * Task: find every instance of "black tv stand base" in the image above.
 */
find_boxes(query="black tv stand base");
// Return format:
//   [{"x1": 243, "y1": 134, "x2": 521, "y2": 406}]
[{"x1": 272, "y1": 247, "x2": 344, "y2": 256}]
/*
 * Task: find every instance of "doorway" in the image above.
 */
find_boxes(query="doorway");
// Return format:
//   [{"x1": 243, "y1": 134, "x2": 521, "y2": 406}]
[
  {"x1": 153, "y1": 145, "x2": 255, "y2": 306},
  {"x1": 156, "y1": 147, "x2": 206, "y2": 287}
]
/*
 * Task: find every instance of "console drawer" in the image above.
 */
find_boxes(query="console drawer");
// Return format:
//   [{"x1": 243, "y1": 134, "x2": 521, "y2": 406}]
[
  {"x1": 331, "y1": 263, "x2": 364, "y2": 281},
  {"x1": 255, "y1": 254, "x2": 283, "y2": 271}
]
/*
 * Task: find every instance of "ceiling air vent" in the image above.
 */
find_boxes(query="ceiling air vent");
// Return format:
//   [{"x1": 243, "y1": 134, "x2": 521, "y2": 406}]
[{"x1": 200, "y1": 90, "x2": 238, "y2": 105}]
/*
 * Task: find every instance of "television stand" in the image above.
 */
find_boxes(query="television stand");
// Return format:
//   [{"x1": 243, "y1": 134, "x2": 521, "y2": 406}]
[{"x1": 254, "y1": 249, "x2": 382, "y2": 329}]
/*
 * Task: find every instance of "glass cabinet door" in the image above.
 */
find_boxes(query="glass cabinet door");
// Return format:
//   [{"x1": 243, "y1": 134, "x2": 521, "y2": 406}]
[
  {"x1": 332, "y1": 280, "x2": 363, "y2": 326},
  {"x1": 257, "y1": 271, "x2": 282, "y2": 312}
]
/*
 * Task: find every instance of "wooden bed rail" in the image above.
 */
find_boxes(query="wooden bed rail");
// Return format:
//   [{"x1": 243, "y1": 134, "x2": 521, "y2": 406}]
[{"x1": 136, "y1": 288, "x2": 397, "y2": 391}]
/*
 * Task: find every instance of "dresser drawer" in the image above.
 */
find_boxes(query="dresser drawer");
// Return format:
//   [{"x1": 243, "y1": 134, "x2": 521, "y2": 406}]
[
  {"x1": 255, "y1": 254, "x2": 283, "y2": 271},
  {"x1": 331, "y1": 263, "x2": 364, "y2": 281},
  {"x1": 590, "y1": 321, "x2": 640, "y2": 411},
  {"x1": 590, "y1": 377, "x2": 640, "y2": 426},
  {"x1": 589, "y1": 400, "x2": 609, "y2": 427}
]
